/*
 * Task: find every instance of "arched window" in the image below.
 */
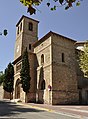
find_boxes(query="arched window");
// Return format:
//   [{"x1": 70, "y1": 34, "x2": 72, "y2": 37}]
[
  {"x1": 29, "y1": 22, "x2": 33, "y2": 31},
  {"x1": 41, "y1": 80, "x2": 45, "y2": 90},
  {"x1": 41, "y1": 54, "x2": 44, "y2": 65}
]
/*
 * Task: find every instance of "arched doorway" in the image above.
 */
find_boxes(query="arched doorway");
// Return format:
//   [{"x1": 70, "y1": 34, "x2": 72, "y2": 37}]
[{"x1": 15, "y1": 79, "x2": 21, "y2": 99}]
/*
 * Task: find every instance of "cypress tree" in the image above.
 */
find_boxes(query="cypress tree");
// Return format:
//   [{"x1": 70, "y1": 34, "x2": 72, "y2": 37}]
[
  {"x1": 3, "y1": 63, "x2": 14, "y2": 100},
  {"x1": 20, "y1": 48, "x2": 31, "y2": 102}
]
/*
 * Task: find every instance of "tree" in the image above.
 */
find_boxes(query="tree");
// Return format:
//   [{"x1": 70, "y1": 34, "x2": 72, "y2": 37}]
[
  {"x1": 20, "y1": 48, "x2": 31, "y2": 102},
  {"x1": 20, "y1": 0, "x2": 81, "y2": 15},
  {"x1": 3, "y1": 63, "x2": 14, "y2": 100},
  {"x1": 79, "y1": 41, "x2": 88, "y2": 77}
]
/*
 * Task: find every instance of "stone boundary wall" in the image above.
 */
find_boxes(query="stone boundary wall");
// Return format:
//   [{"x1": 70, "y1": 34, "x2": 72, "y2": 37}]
[{"x1": 0, "y1": 86, "x2": 3, "y2": 99}]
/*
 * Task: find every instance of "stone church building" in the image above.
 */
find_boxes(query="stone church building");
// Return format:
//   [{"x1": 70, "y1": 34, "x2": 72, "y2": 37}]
[{"x1": 12, "y1": 15, "x2": 88, "y2": 105}]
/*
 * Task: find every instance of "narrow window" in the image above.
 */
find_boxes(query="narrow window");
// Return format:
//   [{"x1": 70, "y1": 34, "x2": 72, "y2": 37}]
[
  {"x1": 29, "y1": 22, "x2": 33, "y2": 31},
  {"x1": 41, "y1": 54, "x2": 44, "y2": 65},
  {"x1": 17, "y1": 26, "x2": 19, "y2": 34},
  {"x1": 29, "y1": 44, "x2": 31, "y2": 50},
  {"x1": 20, "y1": 22, "x2": 22, "y2": 32},
  {"x1": 62, "y1": 53, "x2": 65, "y2": 62}
]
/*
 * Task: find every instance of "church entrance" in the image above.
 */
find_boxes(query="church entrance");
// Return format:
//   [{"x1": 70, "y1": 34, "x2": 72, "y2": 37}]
[{"x1": 15, "y1": 79, "x2": 21, "y2": 99}]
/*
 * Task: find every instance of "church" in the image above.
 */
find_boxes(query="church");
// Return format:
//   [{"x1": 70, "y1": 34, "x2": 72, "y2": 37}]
[{"x1": 12, "y1": 15, "x2": 88, "y2": 105}]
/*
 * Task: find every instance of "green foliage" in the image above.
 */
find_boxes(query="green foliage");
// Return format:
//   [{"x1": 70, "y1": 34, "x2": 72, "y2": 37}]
[
  {"x1": 65, "y1": 5, "x2": 69, "y2": 10},
  {"x1": 79, "y1": 42, "x2": 88, "y2": 77},
  {"x1": 3, "y1": 63, "x2": 14, "y2": 93},
  {"x1": 20, "y1": 0, "x2": 81, "y2": 15},
  {"x1": 20, "y1": 0, "x2": 42, "y2": 15},
  {"x1": 76, "y1": 1, "x2": 80, "y2": 6},
  {"x1": 27, "y1": 5, "x2": 36, "y2": 15},
  {"x1": 47, "y1": 2, "x2": 50, "y2": 7},
  {"x1": 20, "y1": 48, "x2": 31, "y2": 93},
  {"x1": 51, "y1": 6, "x2": 56, "y2": 11},
  {"x1": 59, "y1": 0, "x2": 64, "y2": 5}
]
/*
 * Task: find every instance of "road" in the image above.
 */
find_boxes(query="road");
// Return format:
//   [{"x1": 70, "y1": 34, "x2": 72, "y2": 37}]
[{"x1": 0, "y1": 100, "x2": 87, "y2": 119}]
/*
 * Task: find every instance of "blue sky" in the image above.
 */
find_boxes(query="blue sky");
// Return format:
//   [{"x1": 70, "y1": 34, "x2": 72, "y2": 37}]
[{"x1": 0, "y1": 0, "x2": 88, "y2": 71}]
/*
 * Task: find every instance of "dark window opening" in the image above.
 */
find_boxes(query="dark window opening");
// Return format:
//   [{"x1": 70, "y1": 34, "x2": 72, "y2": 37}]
[
  {"x1": 41, "y1": 80, "x2": 45, "y2": 90},
  {"x1": 29, "y1": 44, "x2": 31, "y2": 50},
  {"x1": 17, "y1": 27, "x2": 19, "y2": 34},
  {"x1": 29, "y1": 22, "x2": 33, "y2": 31},
  {"x1": 62, "y1": 53, "x2": 65, "y2": 62},
  {"x1": 20, "y1": 23, "x2": 22, "y2": 32},
  {"x1": 41, "y1": 54, "x2": 44, "y2": 65}
]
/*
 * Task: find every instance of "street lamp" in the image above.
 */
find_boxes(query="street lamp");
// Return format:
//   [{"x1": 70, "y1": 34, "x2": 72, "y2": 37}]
[
  {"x1": 0, "y1": 32, "x2": 2, "y2": 35},
  {"x1": 0, "y1": 29, "x2": 8, "y2": 36}
]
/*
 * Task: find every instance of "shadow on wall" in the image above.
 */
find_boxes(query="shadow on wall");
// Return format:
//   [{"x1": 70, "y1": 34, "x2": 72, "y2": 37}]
[{"x1": 37, "y1": 67, "x2": 45, "y2": 104}]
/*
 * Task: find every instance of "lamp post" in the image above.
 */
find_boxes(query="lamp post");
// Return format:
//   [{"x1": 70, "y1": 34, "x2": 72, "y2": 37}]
[
  {"x1": 0, "y1": 29, "x2": 8, "y2": 36},
  {"x1": 0, "y1": 32, "x2": 2, "y2": 35}
]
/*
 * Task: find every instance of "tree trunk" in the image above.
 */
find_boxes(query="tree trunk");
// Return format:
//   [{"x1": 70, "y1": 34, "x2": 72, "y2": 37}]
[
  {"x1": 12, "y1": 91, "x2": 13, "y2": 99},
  {"x1": 10, "y1": 92, "x2": 11, "y2": 100},
  {"x1": 25, "y1": 92, "x2": 27, "y2": 103}
]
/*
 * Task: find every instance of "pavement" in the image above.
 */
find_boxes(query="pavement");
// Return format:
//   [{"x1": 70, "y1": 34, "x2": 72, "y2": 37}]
[
  {"x1": 0, "y1": 100, "x2": 83, "y2": 119},
  {"x1": 16, "y1": 102, "x2": 88, "y2": 118}
]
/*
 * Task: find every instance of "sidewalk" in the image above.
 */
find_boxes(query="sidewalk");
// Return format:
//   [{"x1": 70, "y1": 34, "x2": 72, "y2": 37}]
[{"x1": 18, "y1": 102, "x2": 88, "y2": 118}]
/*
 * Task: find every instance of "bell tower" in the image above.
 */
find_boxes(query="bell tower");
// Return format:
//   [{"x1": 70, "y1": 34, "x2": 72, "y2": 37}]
[
  {"x1": 13, "y1": 16, "x2": 39, "y2": 102},
  {"x1": 14, "y1": 15, "x2": 39, "y2": 60}
]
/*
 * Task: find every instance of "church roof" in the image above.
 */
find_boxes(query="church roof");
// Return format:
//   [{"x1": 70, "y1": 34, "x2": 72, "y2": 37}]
[
  {"x1": 16, "y1": 15, "x2": 39, "y2": 27},
  {"x1": 75, "y1": 41, "x2": 87, "y2": 47},
  {"x1": 12, "y1": 56, "x2": 22, "y2": 65},
  {"x1": 33, "y1": 31, "x2": 76, "y2": 47}
]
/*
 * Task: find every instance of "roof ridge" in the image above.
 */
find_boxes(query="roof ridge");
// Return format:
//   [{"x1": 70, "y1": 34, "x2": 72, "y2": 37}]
[{"x1": 16, "y1": 15, "x2": 39, "y2": 26}]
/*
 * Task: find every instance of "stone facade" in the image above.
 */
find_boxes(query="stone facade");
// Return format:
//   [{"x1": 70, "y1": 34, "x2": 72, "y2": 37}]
[
  {"x1": 51, "y1": 33, "x2": 79, "y2": 104},
  {"x1": 34, "y1": 32, "x2": 79, "y2": 105},
  {"x1": 13, "y1": 16, "x2": 38, "y2": 102},
  {"x1": 34, "y1": 36, "x2": 52, "y2": 104},
  {"x1": 12, "y1": 15, "x2": 87, "y2": 104},
  {"x1": 0, "y1": 86, "x2": 3, "y2": 99},
  {"x1": 3, "y1": 90, "x2": 13, "y2": 99}
]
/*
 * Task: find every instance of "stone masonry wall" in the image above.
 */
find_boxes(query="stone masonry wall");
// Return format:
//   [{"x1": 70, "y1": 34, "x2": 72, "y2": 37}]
[
  {"x1": 14, "y1": 53, "x2": 37, "y2": 103},
  {"x1": 14, "y1": 34, "x2": 22, "y2": 60},
  {"x1": 34, "y1": 36, "x2": 52, "y2": 104},
  {"x1": 22, "y1": 17, "x2": 38, "y2": 53},
  {"x1": 0, "y1": 86, "x2": 3, "y2": 99},
  {"x1": 13, "y1": 16, "x2": 38, "y2": 102},
  {"x1": 52, "y1": 34, "x2": 79, "y2": 104}
]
